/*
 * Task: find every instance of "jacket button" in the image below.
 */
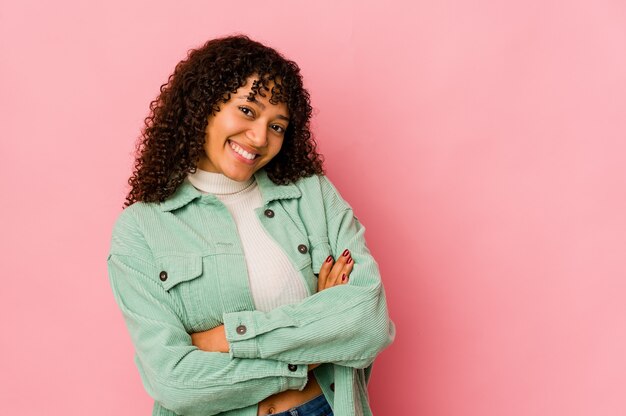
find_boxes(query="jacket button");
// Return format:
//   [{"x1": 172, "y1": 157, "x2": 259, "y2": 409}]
[
  {"x1": 330, "y1": 382, "x2": 335, "y2": 391},
  {"x1": 297, "y1": 244, "x2": 308, "y2": 254},
  {"x1": 264, "y1": 209, "x2": 275, "y2": 218},
  {"x1": 159, "y1": 271, "x2": 168, "y2": 281},
  {"x1": 236, "y1": 325, "x2": 247, "y2": 335},
  {"x1": 287, "y1": 364, "x2": 298, "y2": 372}
]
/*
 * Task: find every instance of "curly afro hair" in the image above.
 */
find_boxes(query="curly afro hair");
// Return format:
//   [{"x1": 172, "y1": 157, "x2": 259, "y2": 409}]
[{"x1": 124, "y1": 34, "x2": 325, "y2": 207}]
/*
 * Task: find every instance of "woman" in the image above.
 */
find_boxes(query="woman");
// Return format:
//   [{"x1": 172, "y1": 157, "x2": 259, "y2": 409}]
[{"x1": 107, "y1": 34, "x2": 395, "y2": 416}]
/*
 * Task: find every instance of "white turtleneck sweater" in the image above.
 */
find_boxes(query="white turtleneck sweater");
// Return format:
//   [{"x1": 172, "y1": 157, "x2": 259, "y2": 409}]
[{"x1": 186, "y1": 168, "x2": 310, "y2": 312}]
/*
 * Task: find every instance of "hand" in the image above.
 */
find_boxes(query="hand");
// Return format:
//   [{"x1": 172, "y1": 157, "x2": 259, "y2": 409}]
[
  {"x1": 317, "y1": 249, "x2": 354, "y2": 292},
  {"x1": 190, "y1": 324, "x2": 229, "y2": 353}
]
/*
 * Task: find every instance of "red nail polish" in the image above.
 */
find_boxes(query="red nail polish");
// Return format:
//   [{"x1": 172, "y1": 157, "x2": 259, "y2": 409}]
[
  {"x1": 347, "y1": 257, "x2": 352, "y2": 264},
  {"x1": 342, "y1": 249, "x2": 350, "y2": 257},
  {"x1": 341, "y1": 274, "x2": 346, "y2": 281},
  {"x1": 326, "y1": 255, "x2": 333, "y2": 263}
]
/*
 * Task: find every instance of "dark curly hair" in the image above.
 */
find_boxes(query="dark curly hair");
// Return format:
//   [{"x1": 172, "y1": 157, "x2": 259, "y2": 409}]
[{"x1": 124, "y1": 34, "x2": 325, "y2": 207}]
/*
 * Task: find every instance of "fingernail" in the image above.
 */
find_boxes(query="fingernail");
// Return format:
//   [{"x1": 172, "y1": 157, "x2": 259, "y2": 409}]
[
  {"x1": 325, "y1": 255, "x2": 333, "y2": 263},
  {"x1": 341, "y1": 274, "x2": 346, "y2": 281},
  {"x1": 347, "y1": 257, "x2": 352, "y2": 264},
  {"x1": 342, "y1": 249, "x2": 350, "y2": 257}
]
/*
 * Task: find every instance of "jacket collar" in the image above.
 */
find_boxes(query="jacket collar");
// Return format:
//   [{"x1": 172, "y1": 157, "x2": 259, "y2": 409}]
[
  {"x1": 253, "y1": 168, "x2": 302, "y2": 204},
  {"x1": 158, "y1": 168, "x2": 301, "y2": 212}
]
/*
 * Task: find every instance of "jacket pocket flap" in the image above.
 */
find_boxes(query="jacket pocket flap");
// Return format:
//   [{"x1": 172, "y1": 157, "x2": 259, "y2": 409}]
[{"x1": 155, "y1": 255, "x2": 203, "y2": 291}]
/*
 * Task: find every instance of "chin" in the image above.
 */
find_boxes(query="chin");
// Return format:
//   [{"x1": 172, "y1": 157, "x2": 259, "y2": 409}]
[{"x1": 224, "y1": 170, "x2": 253, "y2": 182}]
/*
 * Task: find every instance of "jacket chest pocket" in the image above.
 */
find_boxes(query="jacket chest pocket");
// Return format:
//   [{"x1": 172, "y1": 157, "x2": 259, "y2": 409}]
[{"x1": 155, "y1": 254, "x2": 223, "y2": 332}]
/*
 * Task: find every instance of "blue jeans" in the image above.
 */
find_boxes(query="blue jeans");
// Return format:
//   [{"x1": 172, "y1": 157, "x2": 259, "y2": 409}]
[{"x1": 267, "y1": 394, "x2": 333, "y2": 416}]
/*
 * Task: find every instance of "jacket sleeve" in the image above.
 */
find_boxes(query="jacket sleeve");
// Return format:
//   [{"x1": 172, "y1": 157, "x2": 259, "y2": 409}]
[
  {"x1": 107, "y1": 212, "x2": 308, "y2": 416},
  {"x1": 223, "y1": 175, "x2": 396, "y2": 369}
]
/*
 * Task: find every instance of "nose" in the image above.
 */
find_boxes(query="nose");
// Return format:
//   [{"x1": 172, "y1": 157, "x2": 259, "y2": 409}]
[{"x1": 244, "y1": 123, "x2": 267, "y2": 147}]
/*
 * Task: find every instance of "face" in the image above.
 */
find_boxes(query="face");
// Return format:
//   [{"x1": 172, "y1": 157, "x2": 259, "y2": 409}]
[{"x1": 197, "y1": 76, "x2": 289, "y2": 182}]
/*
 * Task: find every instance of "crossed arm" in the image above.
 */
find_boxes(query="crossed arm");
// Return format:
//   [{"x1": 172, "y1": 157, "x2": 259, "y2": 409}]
[
  {"x1": 190, "y1": 250, "x2": 354, "y2": 355},
  {"x1": 107, "y1": 233, "x2": 364, "y2": 416}
]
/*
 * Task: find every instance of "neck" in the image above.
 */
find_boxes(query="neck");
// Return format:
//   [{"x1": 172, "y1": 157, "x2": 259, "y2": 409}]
[{"x1": 186, "y1": 168, "x2": 254, "y2": 195}]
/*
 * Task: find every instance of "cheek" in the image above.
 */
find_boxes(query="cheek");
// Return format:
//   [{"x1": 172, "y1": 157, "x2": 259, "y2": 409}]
[
  {"x1": 220, "y1": 114, "x2": 244, "y2": 133},
  {"x1": 202, "y1": 133, "x2": 223, "y2": 160},
  {"x1": 271, "y1": 138, "x2": 285, "y2": 155},
  {"x1": 202, "y1": 132, "x2": 214, "y2": 152},
  {"x1": 207, "y1": 113, "x2": 242, "y2": 139}
]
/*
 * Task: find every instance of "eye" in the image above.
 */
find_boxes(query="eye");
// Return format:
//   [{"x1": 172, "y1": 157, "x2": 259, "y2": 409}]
[
  {"x1": 270, "y1": 124, "x2": 286, "y2": 134},
  {"x1": 238, "y1": 106, "x2": 254, "y2": 117}
]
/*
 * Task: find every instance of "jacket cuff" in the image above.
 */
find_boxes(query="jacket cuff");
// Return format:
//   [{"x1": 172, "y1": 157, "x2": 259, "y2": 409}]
[
  {"x1": 282, "y1": 365, "x2": 309, "y2": 391},
  {"x1": 224, "y1": 311, "x2": 259, "y2": 358}
]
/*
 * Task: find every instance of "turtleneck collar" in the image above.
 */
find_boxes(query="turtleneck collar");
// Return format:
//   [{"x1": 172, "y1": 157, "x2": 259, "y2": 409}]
[{"x1": 187, "y1": 168, "x2": 255, "y2": 195}]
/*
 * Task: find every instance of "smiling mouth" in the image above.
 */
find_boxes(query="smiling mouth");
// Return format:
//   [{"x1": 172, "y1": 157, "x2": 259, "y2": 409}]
[{"x1": 228, "y1": 140, "x2": 259, "y2": 161}]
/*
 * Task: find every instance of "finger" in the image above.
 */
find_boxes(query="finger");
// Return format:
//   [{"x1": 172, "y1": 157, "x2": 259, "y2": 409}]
[
  {"x1": 326, "y1": 249, "x2": 352, "y2": 287},
  {"x1": 317, "y1": 255, "x2": 334, "y2": 292},
  {"x1": 326, "y1": 249, "x2": 351, "y2": 289},
  {"x1": 340, "y1": 257, "x2": 354, "y2": 284}
]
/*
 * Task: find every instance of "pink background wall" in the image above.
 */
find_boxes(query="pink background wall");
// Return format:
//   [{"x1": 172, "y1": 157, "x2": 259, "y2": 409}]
[{"x1": 2, "y1": 0, "x2": 625, "y2": 414}]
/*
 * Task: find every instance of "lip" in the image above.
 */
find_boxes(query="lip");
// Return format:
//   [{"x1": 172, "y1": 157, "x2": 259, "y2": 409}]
[{"x1": 228, "y1": 140, "x2": 258, "y2": 165}]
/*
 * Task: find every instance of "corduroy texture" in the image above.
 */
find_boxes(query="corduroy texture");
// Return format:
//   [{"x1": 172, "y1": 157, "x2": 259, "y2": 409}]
[{"x1": 107, "y1": 168, "x2": 395, "y2": 416}]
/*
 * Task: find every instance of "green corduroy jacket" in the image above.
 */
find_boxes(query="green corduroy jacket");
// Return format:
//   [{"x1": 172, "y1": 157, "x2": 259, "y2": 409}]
[{"x1": 107, "y1": 168, "x2": 395, "y2": 416}]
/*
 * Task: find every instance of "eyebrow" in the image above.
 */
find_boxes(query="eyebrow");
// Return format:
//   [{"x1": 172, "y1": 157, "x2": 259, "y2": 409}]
[{"x1": 237, "y1": 96, "x2": 290, "y2": 121}]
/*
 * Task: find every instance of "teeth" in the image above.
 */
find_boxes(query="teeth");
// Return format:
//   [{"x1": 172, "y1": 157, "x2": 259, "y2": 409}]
[{"x1": 229, "y1": 141, "x2": 257, "y2": 160}]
